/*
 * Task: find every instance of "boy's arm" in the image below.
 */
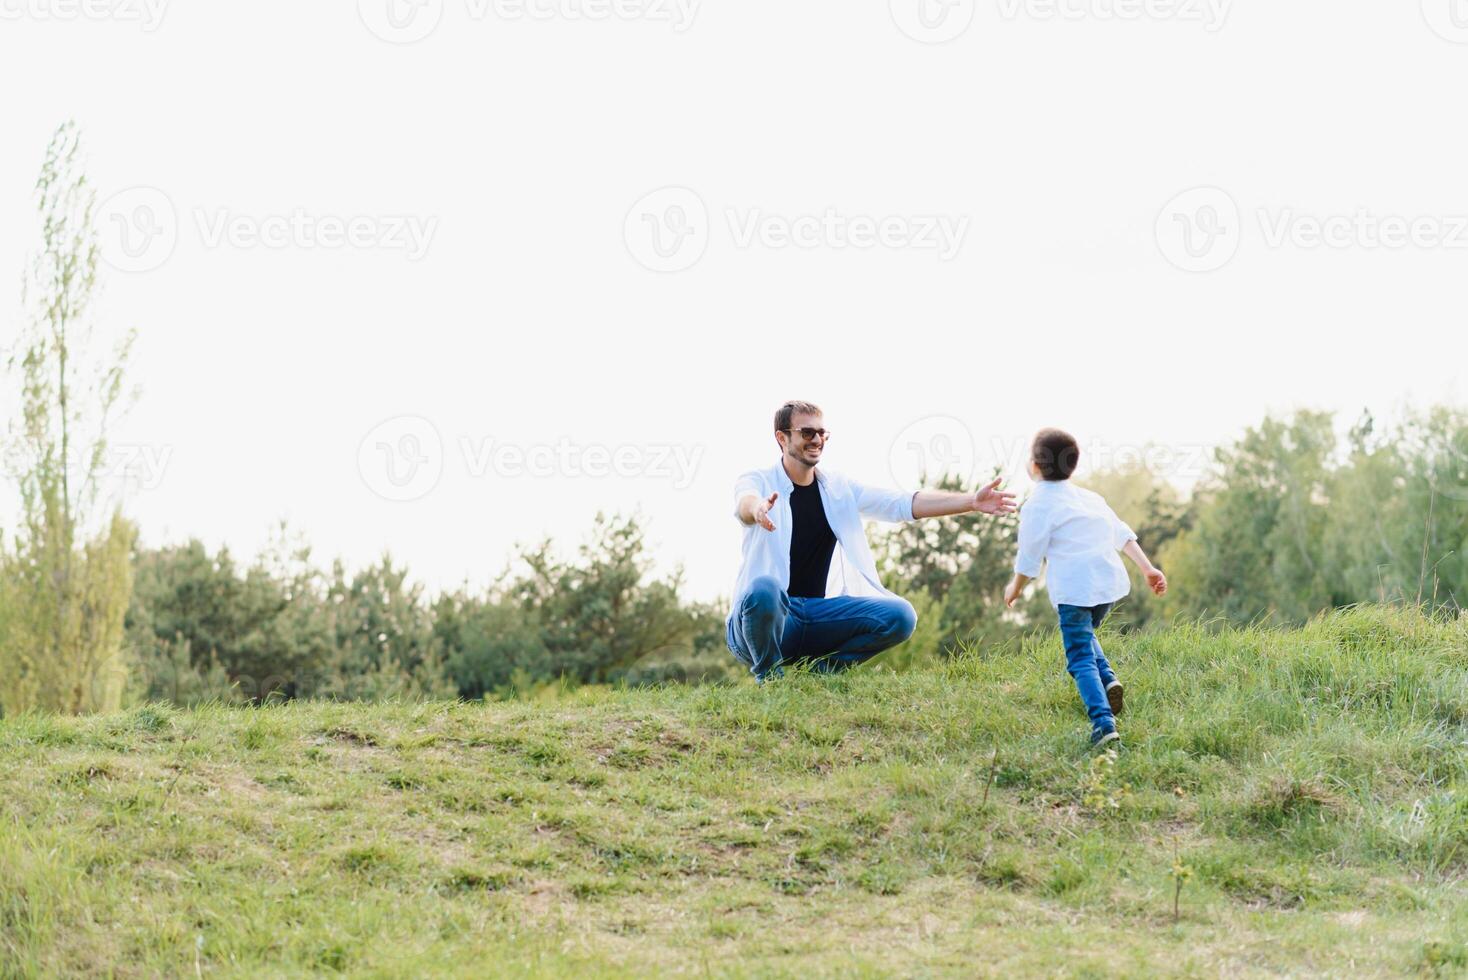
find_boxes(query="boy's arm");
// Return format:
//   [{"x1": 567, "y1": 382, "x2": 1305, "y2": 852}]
[
  {"x1": 1006, "y1": 507, "x2": 1046, "y2": 608},
  {"x1": 1004, "y1": 572, "x2": 1032, "y2": 608},
  {"x1": 1122, "y1": 539, "x2": 1168, "y2": 596}
]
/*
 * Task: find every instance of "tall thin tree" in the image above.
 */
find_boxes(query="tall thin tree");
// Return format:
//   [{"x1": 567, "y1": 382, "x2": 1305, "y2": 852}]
[{"x1": 1, "y1": 121, "x2": 138, "y2": 715}]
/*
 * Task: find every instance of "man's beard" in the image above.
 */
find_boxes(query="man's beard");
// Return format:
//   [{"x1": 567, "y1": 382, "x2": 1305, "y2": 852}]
[{"x1": 788, "y1": 446, "x2": 819, "y2": 465}]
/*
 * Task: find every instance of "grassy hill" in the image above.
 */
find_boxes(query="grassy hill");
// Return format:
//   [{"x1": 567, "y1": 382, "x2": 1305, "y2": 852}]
[{"x1": 2, "y1": 606, "x2": 1465, "y2": 978}]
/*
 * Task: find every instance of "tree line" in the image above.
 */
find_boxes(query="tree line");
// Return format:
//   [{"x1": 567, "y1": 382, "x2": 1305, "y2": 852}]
[
  {"x1": 4, "y1": 403, "x2": 1460, "y2": 713},
  {"x1": 115, "y1": 515, "x2": 730, "y2": 707}
]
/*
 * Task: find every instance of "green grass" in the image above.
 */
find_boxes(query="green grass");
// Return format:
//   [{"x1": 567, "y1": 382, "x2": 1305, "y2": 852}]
[{"x1": 2, "y1": 605, "x2": 1466, "y2": 977}]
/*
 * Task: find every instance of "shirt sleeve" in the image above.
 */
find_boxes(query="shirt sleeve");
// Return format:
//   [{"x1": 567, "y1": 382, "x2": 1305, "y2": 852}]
[
  {"x1": 1014, "y1": 508, "x2": 1049, "y2": 578},
  {"x1": 732, "y1": 471, "x2": 763, "y2": 522},
  {"x1": 1110, "y1": 507, "x2": 1138, "y2": 551},
  {"x1": 850, "y1": 478, "x2": 916, "y2": 523}
]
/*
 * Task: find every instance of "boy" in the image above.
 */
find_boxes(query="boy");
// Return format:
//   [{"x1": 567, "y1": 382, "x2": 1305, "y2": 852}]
[{"x1": 1003, "y1": 428, "x2": 1168, "y2": 749}]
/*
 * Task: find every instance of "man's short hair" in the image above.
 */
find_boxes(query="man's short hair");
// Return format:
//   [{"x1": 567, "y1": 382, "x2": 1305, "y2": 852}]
[
  {"x1": 775, "y1": 400, "x2": 822, "y2": 433},
  {"x1": 1032, "y1": 428, "x2": 1080, "y2": 481}
]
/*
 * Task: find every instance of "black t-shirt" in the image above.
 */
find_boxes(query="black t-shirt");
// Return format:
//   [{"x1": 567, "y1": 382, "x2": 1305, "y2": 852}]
[{"x1": 788, "y1": 480, "x2": 837, "y2": 598}]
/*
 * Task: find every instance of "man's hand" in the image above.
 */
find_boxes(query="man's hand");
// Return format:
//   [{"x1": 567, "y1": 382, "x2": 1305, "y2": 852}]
[
  {"x1": 1145, "y1": 567, "x2": 1168, "y2": 596},
  {"x1": 973, "y1": 477, "x2": 1018, "y2": 516},
  {"x1": 750, "y1": 492, "x2": 778, "y2": 532},
  {"x1": 1003, "y1": 576, "x2": 1024, "y2": 608},
  {"x1": 912, "y1": 479, "x2": 1019, "y2": 520}
]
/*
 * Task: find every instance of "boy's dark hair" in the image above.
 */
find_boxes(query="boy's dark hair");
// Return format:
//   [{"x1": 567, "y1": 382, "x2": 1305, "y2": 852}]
[
  {"x1": 1032, "y1": 428, "x2": 1080, "y2": 481},
  {"x1": 774, "y1": 400, "x2": 822, "y2": 433}
]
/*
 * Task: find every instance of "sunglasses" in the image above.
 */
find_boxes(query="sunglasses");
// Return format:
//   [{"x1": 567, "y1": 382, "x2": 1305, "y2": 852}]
[{"x1": 782, "y1": 427, "x2": 830, "y2": 442}]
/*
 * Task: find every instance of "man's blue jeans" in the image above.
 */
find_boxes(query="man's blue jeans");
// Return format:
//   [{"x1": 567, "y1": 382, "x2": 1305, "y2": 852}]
[
  {"x1": 1057, "y1": 602, "x2": 1118, "y2": 735},
  {"x1": 726, "y1": 575, "x2": 918, "y2": 681}
]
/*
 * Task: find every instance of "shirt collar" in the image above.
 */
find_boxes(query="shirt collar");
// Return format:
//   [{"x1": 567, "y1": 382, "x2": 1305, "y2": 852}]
[{"x1": 773, "y1": 457, "x2": 823, "y2": 493}]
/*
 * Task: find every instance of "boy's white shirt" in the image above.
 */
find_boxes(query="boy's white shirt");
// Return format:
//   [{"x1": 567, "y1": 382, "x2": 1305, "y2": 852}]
[
  {"x1": 728, "y1": 459, "x2": 916, "y2": 624},
  {"x1": 1015, "y1": 480, "x2": 1137, "y2": 608}
]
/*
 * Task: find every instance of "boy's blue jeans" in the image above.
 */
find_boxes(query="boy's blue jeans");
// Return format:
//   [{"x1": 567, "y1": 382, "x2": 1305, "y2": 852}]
[
  {"x1": 1057, "y1": 602, "x2": 1118, "y2": 735},
  {"x1": 726, "y1": 576, "x2": 918, "y2": 681}
]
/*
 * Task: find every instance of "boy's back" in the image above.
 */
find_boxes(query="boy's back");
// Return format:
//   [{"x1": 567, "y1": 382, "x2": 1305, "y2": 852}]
[{"x1": 1015, "y1": 480, "x2": 1136, "y2": 609}]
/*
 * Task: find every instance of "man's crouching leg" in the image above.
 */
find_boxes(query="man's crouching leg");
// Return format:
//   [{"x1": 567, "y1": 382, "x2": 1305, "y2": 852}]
[
  {"x1": 810, "y1": 596, "x2": 918, "y2": 674},
  {"x1": 731, "y1": 576, "x2": 790, "y2": 682}
]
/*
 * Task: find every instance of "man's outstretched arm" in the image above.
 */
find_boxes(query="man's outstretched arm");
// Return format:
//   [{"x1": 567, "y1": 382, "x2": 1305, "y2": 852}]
[
  {"x1": 912, "y1": 478, "x2": 1017, "y2": 519},
  {"x1": 737, "y1": 492, "x2": 778, "y2": 531}
]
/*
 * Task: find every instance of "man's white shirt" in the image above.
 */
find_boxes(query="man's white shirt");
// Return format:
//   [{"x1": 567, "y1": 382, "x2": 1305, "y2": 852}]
[
  {"x1": 1014, "y1": 480, "x2": 1137, "y2": 608},
  {"x1": 729, "y1": 460, "x2": 915, "y2": 622}
]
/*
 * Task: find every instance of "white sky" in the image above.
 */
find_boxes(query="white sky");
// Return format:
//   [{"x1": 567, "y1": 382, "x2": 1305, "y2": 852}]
[{"x1": 1, "y1": 0, "x2": 1465, "y2": 603}]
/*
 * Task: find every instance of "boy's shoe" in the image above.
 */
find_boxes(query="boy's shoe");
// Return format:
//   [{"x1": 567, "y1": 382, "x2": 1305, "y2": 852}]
[
  {"x1": 1105, "y1": 680, "x2": 1125, "y2": 717},
  {"x1": 1090, "y1": 728, "x2": 1121, "y2": 750}
]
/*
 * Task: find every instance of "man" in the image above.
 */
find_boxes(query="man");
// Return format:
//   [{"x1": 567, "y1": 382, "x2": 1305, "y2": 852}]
[{"x1": 726, "y1": 400, "x2": 1017, "y2": 681}]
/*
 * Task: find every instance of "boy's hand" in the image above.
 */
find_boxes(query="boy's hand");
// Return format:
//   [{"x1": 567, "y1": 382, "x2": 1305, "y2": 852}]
[
  {"x1": 1003, "y1": 578, "x2": 1022, "y2": 608},
  {"x1": 1145, "y1": 567, "x2": 1168, "y2": 596}
]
